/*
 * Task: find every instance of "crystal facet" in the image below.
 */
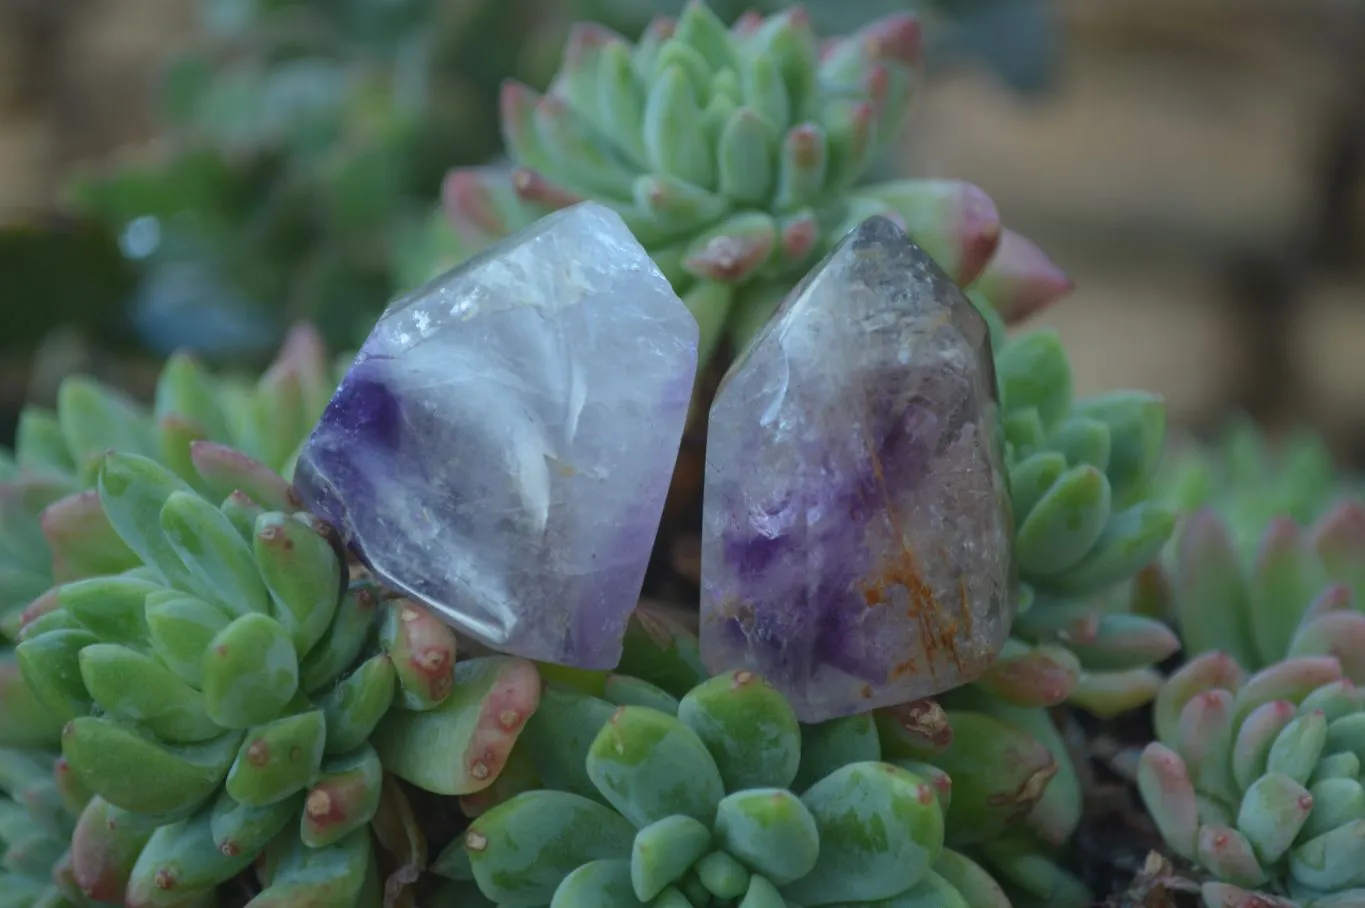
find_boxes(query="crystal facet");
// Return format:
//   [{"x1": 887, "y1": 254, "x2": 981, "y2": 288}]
[
  {"x1": 295, "y1": 202, "x2": 699, "y2": 668},
  {"x1": 700, "y1": 216, "x2": 1016, "y2": 722}
]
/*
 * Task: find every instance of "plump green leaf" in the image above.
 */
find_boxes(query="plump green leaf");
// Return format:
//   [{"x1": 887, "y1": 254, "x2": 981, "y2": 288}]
[
  {"x1": 520, "y1": 684, "x2": 617, "y2": 802},
  {"x1": 78, "y1": 643, "x2": 218, "y2": 743},
  {"x1": 318, "y1": 653, "x2": 396, "y2": 755},
  {"x1": 374, "y1": 656, "x2": 540, "y2": 795},
  {"x1": 201, "y1": 612, "x2": 299, "y2": 728},
  {"x1": 126, "y1": 806, "x2": 255, "y2": 907},
  {"x1": 62, "y1": 719, "x2": 240, "y2": 816},
  {"x1": 96, "y1": 453, "x2": 203, "y2": 593},
  {"x1": 145, "y1": 589, "x2": 232, "y2": 689},
  {"x1": 161, "y1": 490, "x2": 270, "y2": 617},
  {"x1": 466, "y1": 790, "x2": 636, "y2": 906},
  {"x1": 677, "y1": 670, "x2": 800, "y2": 791},
  {"x1": 714, "y1": 788, "x2": 819, "y2": 885},
  {"x1": 254, "y1": 512, "x2": 343, "y2": 658},
  {"x1": 996, "y1": 330, "x2": 1072, "y2": 428},
  {"x1": 300, "y1": 579, "x2": 380, "y2": 693},
  {"x1": 225, "y1": 709, "x2": 327, "y2": 806},
  {"x1": 784, "y1": 762, "x2": 943, "y2": 904},
  {"x1": 16, "y1": 628, "x2": 98, "y2": 721},
  {"x1": 209, "y1": 787, "x2": 301, "y2": 861},
  {"x1": 377, "y1": 599, "x2": 458, "y2": 710},
  {"x1": 58, "y1": 575, "x2": 159, "y2": 648},
  {"x1": 551, "y1": 858, "x2": 645, "y2": 908},
  {"x1": 603, "y1": 674, "x2": 680, "y2": 714},
  {"x1": 630, "y1": 815, "x2": 710, "y2": 901},
  {"x1": 586, "y1": 706, "x2": 725, "y2": 829},
  {"x1": 301, "y1": 744, "x2": 383, "y2": 848},
  {"x1": 796, "y1": 713, "x2": 881, "y2": 791},
  {"x1": 1016, "y1": 465, "x2": 1112, "y2": 577}
]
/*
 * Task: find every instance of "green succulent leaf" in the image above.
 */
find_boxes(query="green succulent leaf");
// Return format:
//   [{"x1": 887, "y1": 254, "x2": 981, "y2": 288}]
[
  {"x1": 714, "y1": 788, "x2": 820, "y2": 885},
  {"x1": 62, "y1": 719, "x2": 240, "y2": 816},
  {"x1": 374, "y1": 655, "x2": 540, "y2": 795},
  {"x1": 585, "y1": 705, "x2": 725, "y2": 829},
  {"x1": 225, "y1": 709, "x2": 327, "y2": 806},
  {"x1": 676, "y1": 669, "x2": 800, "y2": 791},
  {"x1": 161, "y1": 490, "x2": 271, "y2": 618},
  {"x1": 78, "y1": 643, "x2": 219, "y2": 743},
  {"x1": 630, "y1": 814, "x2": 711, "y2": 902},
  {"x1": 201, "y1": 612, "x2": 299, "y2": 729},
  {"x1": 783, "y1": 762, "x2": 944, "y2": 905},
  {"x1": 254, "y1": 512, "x2": 343, "y2": 657},
  {"x1": 797, "y1": 719, "x2": 885, "y2": 793},
  {"x1": 319, "y1": 653, "x2": 397, "y2": 755},
  {"x1": 466, "y1": 790, "x2": 637, "y2": 906}
]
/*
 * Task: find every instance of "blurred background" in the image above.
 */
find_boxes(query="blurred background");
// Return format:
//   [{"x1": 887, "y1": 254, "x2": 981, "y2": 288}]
[{"x1": 2, "y1": 0, "x2": 1364, "y2": 463}]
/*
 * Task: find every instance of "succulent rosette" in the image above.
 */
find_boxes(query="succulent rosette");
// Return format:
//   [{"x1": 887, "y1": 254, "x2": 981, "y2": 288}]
[
  {"x1": 440, "y1": 1, "x2": 1073, "y2": 369},
  {"x1": 1170, "y1": 501, "x2": 1365, "y2": 675},
  {"x1": 0, "y1": 748, "x2": 96, "y2": 908},
  {"x1": 6, "y1": 405, "x2": 546, "y2": 906},
  {"x1": 437, "y1": 664, "x2": 1001, "y2": 907},
  {"x1": 0, "y1": 327, "x2": 335, "y2": 750},
  {"x1": 1136, "y1": 501, "x2": 1365, "y2": 907},
  {"x1": 1158, "y1": 418, "x2": 1350, "y2": 560},
  {"x1": 431, "y1": 605, "x2": 1096, "y2": 907}
]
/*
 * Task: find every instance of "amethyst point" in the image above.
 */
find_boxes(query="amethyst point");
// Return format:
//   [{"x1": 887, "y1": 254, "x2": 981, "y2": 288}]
[
  {"x1": 700, "y1": 216, "x2": 1017, "y2": 722},
  {"x1": 295, "y1": 202, "x2": 699, "y2": 668}
]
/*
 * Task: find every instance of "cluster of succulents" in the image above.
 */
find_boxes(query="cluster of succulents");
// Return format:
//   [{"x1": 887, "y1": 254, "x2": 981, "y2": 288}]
[
  {"x1": 0, "y1": 325, "x2": 335, "y2": 750},
  {"x1": 1135, "y1": 497, "x2": 1365, "y2": 907},
  {"x1": 0, "y1": 748, "x2": 87, "y2": 908},
  {"x1": 441, "y1": 0, "x2": 1073, "y2": 369},
  {"x1": 424, "y1": 609, "x2": 1003, "y2": 908},
  {"x1": 1158, "y1": 417, "x2": 1353, "y2": 559},
  {"x1": 1140, "y1": 652, "x2": 1365, "y2": 908},
  {"x1": 14, "y1": 3, "x2": 1364, "y2": 908},
  {"x1": 5, "y1": 436, "x2": 560, "y2": 906}
]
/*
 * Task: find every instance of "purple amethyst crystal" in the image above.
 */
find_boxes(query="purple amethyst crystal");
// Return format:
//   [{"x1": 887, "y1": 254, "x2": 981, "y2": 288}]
[
  {"x1": 700, "y1": 216, "x2": 1016, "y2": 722},
  {"x1": 295, "y1": 202, "x2": 699, "y2": 668}
]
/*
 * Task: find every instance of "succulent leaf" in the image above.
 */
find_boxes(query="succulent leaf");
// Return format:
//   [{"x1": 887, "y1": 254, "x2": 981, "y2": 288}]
[
  {"x1": 585, "y1": 705, "x2": 725, "y2": 829},
  {"x1": 783, "y1": 762, "x2": 944, "y2": 905},
  {"x1": 676, "y1": 669, "x2": 800, "y2": 791},
  {"x1": 374, "y1": 655, "x2": 539, "y2": 795},
  {"x1": 466, "y1": 790, "x2": 637, "y2": 905}
]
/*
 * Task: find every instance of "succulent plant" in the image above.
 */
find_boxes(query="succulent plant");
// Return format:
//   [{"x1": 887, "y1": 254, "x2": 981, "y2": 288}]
[
  {"x1": 437, "y1": 660, "x2": 1000, "y2": 908},
  {"x1": 1138, "y1": 652, "x2": 1365, "y2": 908},
  {"x1": 431, "y1": 604, "x2": 1097, "y2": 907},
  {"x1": 1159, "y1": 417, "x2": 1349, "y2": 560},
  {"x1": 1169, "y1": 501, "x2": 1365, "y2": 675},
  {"x1": 976, "y1": 323, "x2": 1178, "y2": 718},
  {"x1": 442, "y1": 1, "x2": 1073, "y2": 369},
  {"x1": 0, "y1": 748, "x2": 91, "y2": 908},
  {"x1": 8, "y1": 438, "x2": 546, "y2": 907},
  {"x1": 1134, "y1": 497, "x2": 1365, "y2": 907},
  {"x1": 0, "y1": 326, "x2": 334, "y2": 750}
]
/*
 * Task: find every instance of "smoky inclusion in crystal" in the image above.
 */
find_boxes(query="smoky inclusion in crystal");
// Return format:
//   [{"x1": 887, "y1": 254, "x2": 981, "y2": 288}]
[
  {"x1": 700, "y1": 216, "x2": 1017, "y2": 722},
  {"x1": 295, "y1": 202, "x2": 699, "y2": 668}
]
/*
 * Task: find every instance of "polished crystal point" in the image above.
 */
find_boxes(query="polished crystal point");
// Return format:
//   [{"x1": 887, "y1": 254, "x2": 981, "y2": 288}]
[
  {"x1": 700, "y1": 216, "x2": 1017, "y2": 722},
  {"x1": 295, "y1": 202, "x2": 699, "y2": 668}
]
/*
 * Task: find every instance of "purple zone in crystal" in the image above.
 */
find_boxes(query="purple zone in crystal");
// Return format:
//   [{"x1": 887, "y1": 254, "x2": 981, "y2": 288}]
[
  {"x1": 700, "y1": 214, "x2": 1015, "y2": 722},
  {"x1": 294, "y1": 201, "x2": 699, "y2": 669},
  {"x1": 294, "y1": 361, "x2": 402, "y2": 548},
  {"x1": 712, "y1": 396, "x2": 944, "y2": 684}
]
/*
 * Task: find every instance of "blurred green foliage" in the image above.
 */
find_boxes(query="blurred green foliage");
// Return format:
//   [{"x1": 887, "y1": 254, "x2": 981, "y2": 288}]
[{"x1": 3, "y1": 0, "x2": 1056, "y2": 361}]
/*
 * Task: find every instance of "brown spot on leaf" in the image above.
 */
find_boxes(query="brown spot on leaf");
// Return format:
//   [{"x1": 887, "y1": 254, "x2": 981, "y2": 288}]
[{"x1": 246, "y1": 740, "x2": 270, "y2": 766}]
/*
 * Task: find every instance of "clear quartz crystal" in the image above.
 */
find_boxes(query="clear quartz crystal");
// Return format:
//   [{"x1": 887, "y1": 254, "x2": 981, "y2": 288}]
[
  {"x1": 295, "y1": 202, "x2": 699, "y2": 668},
  {"x1": 700, "y1": 216, "x2": 1017, "y2": 722}
]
